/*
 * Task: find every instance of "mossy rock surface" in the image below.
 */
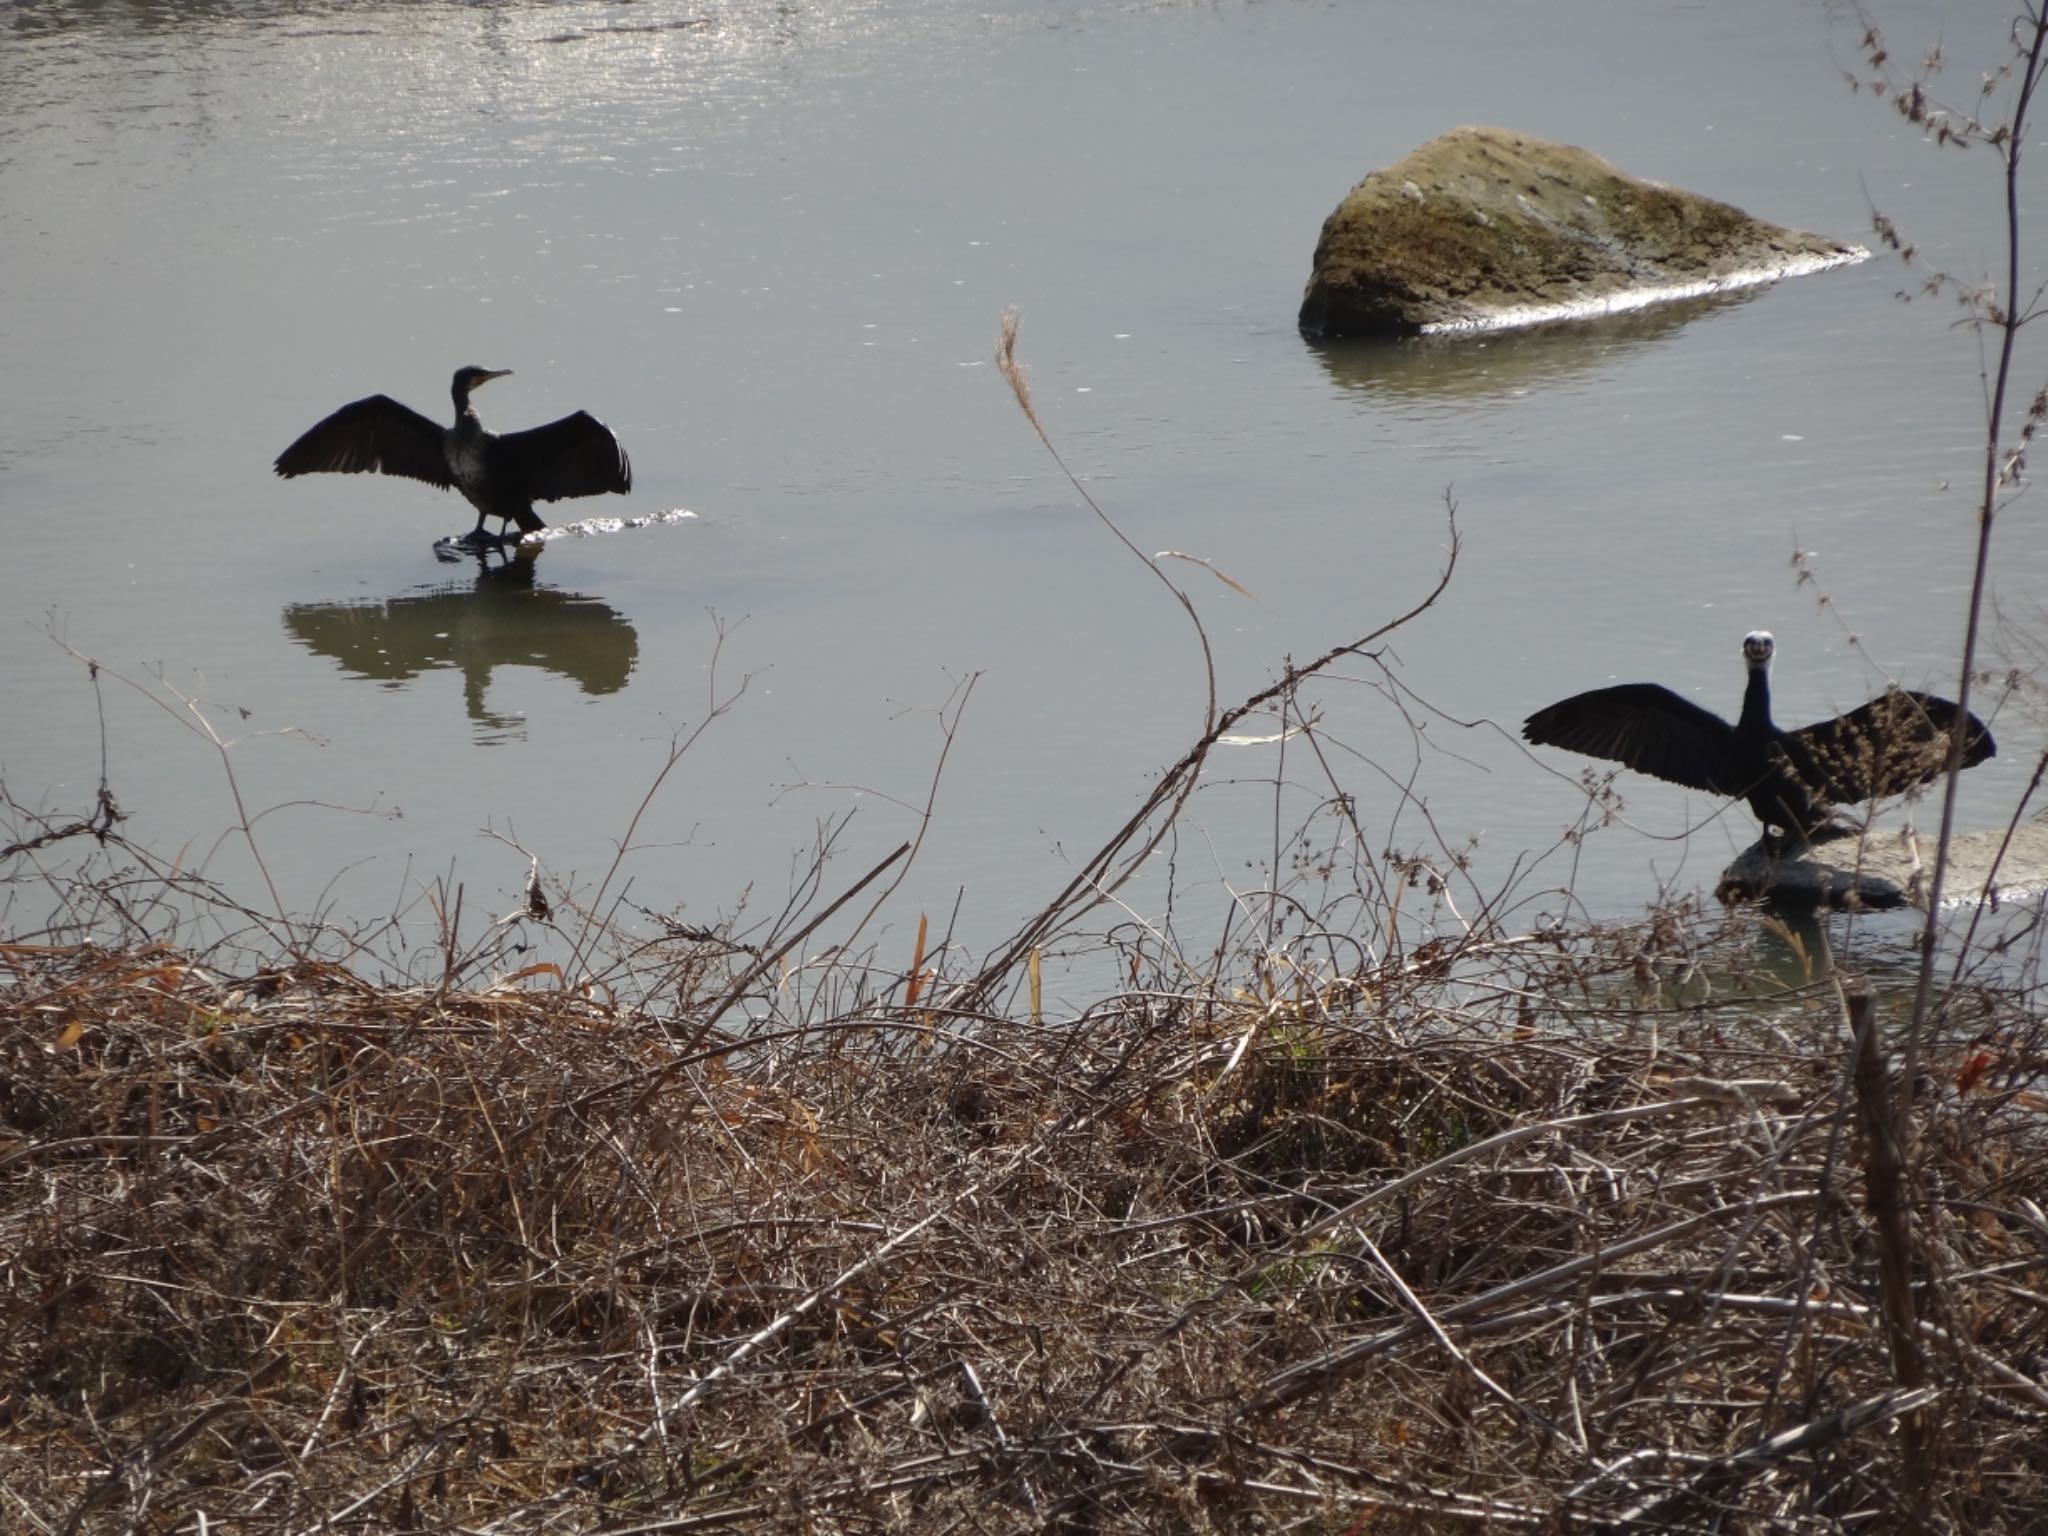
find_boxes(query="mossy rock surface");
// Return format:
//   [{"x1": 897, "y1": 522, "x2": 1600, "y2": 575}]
[{"x1": 1299, "y1": 125, "x2": 1865, "y2": 337}]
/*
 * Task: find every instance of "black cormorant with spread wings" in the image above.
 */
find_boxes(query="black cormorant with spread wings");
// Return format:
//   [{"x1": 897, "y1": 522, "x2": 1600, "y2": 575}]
[
  {"x1": 274, "y1": 366, "x2": 631, "y2": 544},
  {"x1": 1523, "y1": 631, "x2": 1994, "y2": 844}
]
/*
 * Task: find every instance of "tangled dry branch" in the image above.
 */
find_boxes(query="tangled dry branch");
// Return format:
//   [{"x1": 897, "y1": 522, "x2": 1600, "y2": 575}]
[{"x1": 4, "y1": 916, "x2": 2047, "y2": 1533}]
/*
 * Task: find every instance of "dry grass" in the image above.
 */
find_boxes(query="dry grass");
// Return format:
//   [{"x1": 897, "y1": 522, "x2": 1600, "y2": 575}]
[{"x1": 5, "y1": 913, "x2": 2047, "y2": 1534}]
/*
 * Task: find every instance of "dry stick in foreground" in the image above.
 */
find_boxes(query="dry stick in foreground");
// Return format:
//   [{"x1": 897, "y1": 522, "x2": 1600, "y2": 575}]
[
  {"x1": 1891, "y1": 12, "x2": 2048, "y2": 1077},
  {"x1": 56, "y1": 1354, "x2": 290, "y2": 1536},
  {"x1": 974, "y1": 308, "x2": 1217, "y2": 977},
  {"x1": 1589, "y1": 1385, "x2": 1941, "y2": 1536},
  {"x1": 564, "y1": 612, "x2": 753, "y2": 985},
  {"x1": 46, "y1": 634, "x2": 314, "y2": 957},
  {"x1": 951, "y1": 539, "x2": 1455, "y2": 1008},
  {"x1": 1023, "y1": 1089, "x2": 1810, "y2": 1488},
  {"x1": 964, "y1": 311, "x2": 1462, "y2": 1003},
  {"x1": 493, "y1": 838, "x2": 912, "y2": 1145},
  {"x1": 817, "y1": 669, "x2": 981, "y2": 967},
  {"x1": 1846, "y1": 977, "x2": 1936, "y2": 1531},
  {"x1": 1237, "y1": 1177, "x2": 1820, "y2": 1421},
  {"x1": 471, "y1": 1074, "x2": 1147, "y2": 1535},
  {"x1": 1, "y1": 647, "x2": 123, "y2": 859}
]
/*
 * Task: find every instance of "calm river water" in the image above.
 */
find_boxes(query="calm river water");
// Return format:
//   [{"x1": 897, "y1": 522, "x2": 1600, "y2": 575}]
[{"x1": 3, "y1": 0, "x2": 2042, "y2": 981}]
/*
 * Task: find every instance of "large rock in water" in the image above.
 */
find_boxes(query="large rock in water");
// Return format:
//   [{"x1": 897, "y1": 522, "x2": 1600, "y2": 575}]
[{"x1": 1298, "y1": 126, "x2": 1866, "y2": 338}]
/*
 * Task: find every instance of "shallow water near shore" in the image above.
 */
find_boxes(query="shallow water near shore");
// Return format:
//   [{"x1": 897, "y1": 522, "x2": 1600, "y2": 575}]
[{"x1": 2, "y1": 0, "x2": 2042, "y2": 980}]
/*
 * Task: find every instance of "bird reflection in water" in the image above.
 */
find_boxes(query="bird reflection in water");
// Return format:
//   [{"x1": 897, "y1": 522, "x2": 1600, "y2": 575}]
[{"x1": 281, "y1": 546, "x2": 637, "y2": 742}]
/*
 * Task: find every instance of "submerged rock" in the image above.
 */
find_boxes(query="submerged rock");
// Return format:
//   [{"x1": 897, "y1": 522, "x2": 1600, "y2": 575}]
[
  {"x1": 1716, "y1": 840, "x2": 1911, "y2": 913},
  {"x1": 1716, "y1": 821, "x2": 2048, "y2": 913},
  {"x1": 1298, "y1": 125, "x2": 1866, "y2": 338}
]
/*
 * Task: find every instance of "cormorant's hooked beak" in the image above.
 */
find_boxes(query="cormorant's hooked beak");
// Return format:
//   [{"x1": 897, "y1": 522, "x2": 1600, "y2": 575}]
[
  {"x1": 1742, "y1": 631, "x2": 1776, "y2": 670},
  {"x1": 476, "y1": 368, "x2": 513, "y2": 387}
]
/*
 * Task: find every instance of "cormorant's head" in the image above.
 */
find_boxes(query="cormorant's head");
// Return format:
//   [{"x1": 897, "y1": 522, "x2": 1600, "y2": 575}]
[
  {"x1": 1743, "y1": 631, "x2": 1776, "y2": 670},
  {"x1": 451, "y1": 366, "x2": 513, "y2": 407}
]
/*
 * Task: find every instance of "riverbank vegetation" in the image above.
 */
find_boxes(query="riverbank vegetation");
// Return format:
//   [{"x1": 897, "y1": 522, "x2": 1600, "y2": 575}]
[
  {"x1": 9, "y1": 10, "x2": 2048, "y2": 1534},
  {"x1": 2, "y1": 883, "x2": 2044, "y2": 1534}
]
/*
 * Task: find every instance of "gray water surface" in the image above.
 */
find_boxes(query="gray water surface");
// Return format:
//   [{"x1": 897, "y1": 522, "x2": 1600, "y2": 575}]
[{"x1": 3, "y1": 0, "x2": 2041, "y2": 974}]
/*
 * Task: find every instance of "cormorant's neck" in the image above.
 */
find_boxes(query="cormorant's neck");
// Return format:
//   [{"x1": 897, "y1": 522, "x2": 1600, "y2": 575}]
[
  {"x1": 1738, "y1": 661, "x2": 1772, "y2": 733},
  {"x1": 452, "y1": 385, "x2": 478, "y2": 422}
]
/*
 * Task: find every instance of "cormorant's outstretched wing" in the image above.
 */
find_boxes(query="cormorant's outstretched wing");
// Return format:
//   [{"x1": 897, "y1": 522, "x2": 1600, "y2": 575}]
[
  {"x1": 497, "y1": 411, "x2": 632, "y2": 503},
  {"x1": 1782, "y1": 688, "x2": 1996, "y2": 805},
  {"x1": 1523, "y1": 684, "x2": 1745, "y2": 794},
  {"x1": 273, "y1": 396, "x2": 453, "y2": 488}
]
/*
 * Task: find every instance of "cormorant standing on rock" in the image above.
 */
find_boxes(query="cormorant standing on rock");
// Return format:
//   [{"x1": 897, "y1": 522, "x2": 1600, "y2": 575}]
[{"x1": 1523, "y1": 631, "x2": 1994, "y2": 844}]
